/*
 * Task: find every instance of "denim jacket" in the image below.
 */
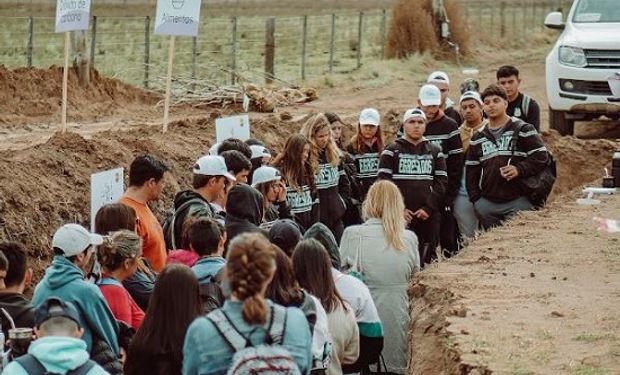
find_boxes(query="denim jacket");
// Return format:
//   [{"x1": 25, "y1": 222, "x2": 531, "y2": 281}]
[{"x1": 182, "y1": 300, "x2": 312, "y2": 375}]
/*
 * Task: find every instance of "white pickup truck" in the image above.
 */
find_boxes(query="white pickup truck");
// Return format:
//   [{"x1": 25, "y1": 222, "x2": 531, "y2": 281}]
[{"x1": 544, "y1": 0, "x2": 620, "y2": 135}]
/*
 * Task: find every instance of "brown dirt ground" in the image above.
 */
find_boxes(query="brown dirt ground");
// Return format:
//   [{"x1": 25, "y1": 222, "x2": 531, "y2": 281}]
[{"x1": 0, "y1": 35, "x2": 618, "y2": 374}]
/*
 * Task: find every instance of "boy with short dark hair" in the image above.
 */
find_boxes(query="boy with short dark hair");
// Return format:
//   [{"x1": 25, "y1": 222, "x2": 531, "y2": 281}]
[
  {"x1": 220, "y1": 150, "x2": 252, "y2": 184},
  {"x1": 496, "y1": 65, "x2": 541, "y2": 131},
  {"x1": 0, "y1": 242, "x2": 35, "y2": 339},
  {"x1": 189, "y1": 218, "x2": 226, "y2": 284}
]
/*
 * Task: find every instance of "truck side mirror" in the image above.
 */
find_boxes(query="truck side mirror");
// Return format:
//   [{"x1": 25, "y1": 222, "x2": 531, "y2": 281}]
[{"x1": 544, "y1": 12, "x2": 565, "y2": 30}]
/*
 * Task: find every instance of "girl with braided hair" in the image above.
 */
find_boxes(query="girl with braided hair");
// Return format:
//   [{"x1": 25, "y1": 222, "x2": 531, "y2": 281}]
[{"x1": 182, "y1": 233, "x2": 313, "y2": 375}]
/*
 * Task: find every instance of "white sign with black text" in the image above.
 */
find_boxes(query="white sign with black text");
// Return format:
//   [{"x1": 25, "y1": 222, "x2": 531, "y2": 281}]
[
  {"x1": 216, "y1": 115, "x2": 251, "y2": 143},
  {"x1": 55, "y1": 0, "x2": 91, "y2": 33},
  {"x1": 154, "y1": 0, "x2": 202, "y2": 37},
  {"x1": 90, "y1": 168, "x2": 124, "y2": 231}
]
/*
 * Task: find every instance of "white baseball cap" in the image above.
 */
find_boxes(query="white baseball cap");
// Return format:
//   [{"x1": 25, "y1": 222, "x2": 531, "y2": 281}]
[
  {"x1": 403, "y1": 108, "x2": 427, "y2": 123},
  {"x1": 419, "y1": 84, "x2": 442, "y2": 106},
  {"x1": 427, "y1": 71, "x2": 450, "y2": 85},
  {"x1": 459, "y1": 90, "x2": 483, "y2": 105},
  {"x1": 52, "y1": 224, "x2": 103, "y2": 257},
  {"x1": 250, "y1": 145, "x2": 271, "y2": 160},
  {"x1": 251, "y1": 166, "x2": 282, "y2": 187},
  {"x1": 208, "y1": 142, "x2": 220, "y2": 156},
  {"x1": 359, "y1": 108, "x2": 380, "y2": 126},
  {"x1": 193, "y1": 155, "x2": 236, "y2": 181}
]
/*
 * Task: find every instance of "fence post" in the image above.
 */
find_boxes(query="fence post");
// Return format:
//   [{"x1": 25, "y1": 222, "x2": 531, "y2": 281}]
[
  {"x1": 512, "y1": 3, "x2": 517, "y2": 36},
  {"x1": 265, "y1": 18, "x2": 275, "y2": 84},
  {"x1": 522, "y1": 0, "x2": 527, "y2": 37},
  {"x1": 531, "y1": 0, "x2": 536, "y2": 30},
  {"x1": 90, "y1": 15, "x2": 96, "y2": 68},
  {"x1": 490, "y1": 3, "x2": 495, "y2": 34},
  {"x1": 380, "y1": 9, "x2": 386, "y2": 59},
  {"x1": 301, "y1": 15, "x2": 308, "y2": 81},
  {"x1": 329, "y1": 14, "x2": 335, "y2": 72},
  {"x1": 144, "y1": 16, "x2": 150, "y2": 89},
  {"x1": 356, "y1": 12, "x2": 363, "y2": 69},
  {"x1": 500, "y1": 1, "x2": 506, "y2": 38},
  {"x1": 231, "y1": 16, "x2": 237, "y2": 85},
  {"x1": 191, "y1": 36, "x2": 197, "y2": 90},
  {"x1": 478, "y1": 4, "x2": 483, "y2": 28},
  {"x1": 27, "y1": 16, "x2": 33, "y2": 67}
]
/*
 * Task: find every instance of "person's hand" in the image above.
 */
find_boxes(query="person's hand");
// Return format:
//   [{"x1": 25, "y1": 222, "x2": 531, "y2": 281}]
[
  {"x1": 499, "y1": 165, "x2": 519, "y2": 181},
  {"x1": 404, "y1": 209, "x2": 414, "y2": 223},
  {"x1": 120, "y1": 347, "x2": 127, "y2": 365},
  {"x1": 276, "y1": 180, "x2": 287, "y2": 202},
  {"x1": 413, "y1": 209, "x2": 430, "y2": 220}
]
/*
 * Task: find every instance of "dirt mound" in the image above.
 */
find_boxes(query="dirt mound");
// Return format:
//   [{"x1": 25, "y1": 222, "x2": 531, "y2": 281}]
[{"x1": 0, "y1": 65, "x2": 159, "y2": 127}]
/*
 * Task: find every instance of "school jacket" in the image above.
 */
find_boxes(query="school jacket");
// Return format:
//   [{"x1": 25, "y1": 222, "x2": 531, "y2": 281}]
[
  {"x1": 346, "y1": 141, "x2": 381, "y2": 199},
  {"x1": 378, "y1": 138, "x2": 448, "y2": 215},
  {"x1": 465, "y1": 119, "x2": 548, "y2": 204},
  {"x1": 315, "y1": 150, "x2": 351, "y2": 227}
]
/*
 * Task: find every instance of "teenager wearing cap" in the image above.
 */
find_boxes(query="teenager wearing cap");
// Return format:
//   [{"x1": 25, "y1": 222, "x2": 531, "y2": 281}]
[
  {"x1": 417, "y1": 84, "x2": 464, "y2": 257},
  {"x1": 3, "y1": 297, "x2": 108, "y2": 375},
  {"x1": 427, "y1": 71, "x2": 463, "y2": 125},
  {"x1": 247, "y1": 144, "x2": 272, "y2": 185},
  {"x1": 166, "y1": 155, "x2": 235, "y2": 250},
  {"x1": 496, "y1": 65, "x2": 540, "y2": 131},
  {"x1": 32, "y1": 224, "x2": 121, "y2": 366},
  {"x1": 301, "y1": 113, "x2": 352, "y2": 244},
  {"x1": 346, "y1": 108, "x2": 384, "y2": 201},
  {"x1": 454, "y1": 91, "x2": 487, "y2": 240},
  {"x1": 119, "y1": 154, "x2": 169, "y2": 272},
  {"x1": 379, "y1": 109, "x2": 447, "y2": 265},
  {"x1": 252, "y1": 166, "x2": 293, "y2": 230},
  {"x1": 466, "y1": 84, "x2": 548, "y2": 229}
]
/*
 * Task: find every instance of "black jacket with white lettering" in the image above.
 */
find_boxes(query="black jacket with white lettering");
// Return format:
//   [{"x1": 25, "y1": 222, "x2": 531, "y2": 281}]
[
  {"x1": 316, "y1": 149, "x2": 351, "y2": 227},
  {"x1": 378, "y1": 138, "x2": 448, "y2": 215},
  {"x1": 465, "y1": 119, "x2": 548, "y2": 203},
  {"x1": 346, "y1": 141, "x2": 380, "y2": 199}
]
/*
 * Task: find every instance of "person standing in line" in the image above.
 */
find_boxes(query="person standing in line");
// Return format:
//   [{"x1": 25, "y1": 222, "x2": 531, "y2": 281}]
[
  {"x1": 427, "y1": 71, "x2": 463, "y2": 125},
  {"x1": 346, "y1": 108, "x2": 384, "y2": 201},
  {"x1": 119, "y1": 154, "x2": 169, "y2": 272},
  {"x1": 272, "y1": 134, "x2": 320, "y2": 232},
  {"x1": 496, "y1": 65, "x2": 541, "y2": 131},
  {"x1": 339, "y1": 180, "x2": 419, "y2": 374},
  {"x1": 252, "y1": 166, "x2": 294, "y2": 230},
  {"x1": 0, "y1": 242, "x2": 35, "y2": 339},
  {"x1": 301, "y1": 114, "x2": 351, "y2": 243},
  {"x1": 454, "y1": 91, "x2": 486, "y2": 240},
  {"x1": 378, "y1": 108, "x2": 447, "y2": 265}
]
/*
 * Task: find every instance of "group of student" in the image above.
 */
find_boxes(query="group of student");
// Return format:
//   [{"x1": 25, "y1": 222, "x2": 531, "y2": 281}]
[{"x1": 0, "y1": 64, "x2": 549, "y2": 375}]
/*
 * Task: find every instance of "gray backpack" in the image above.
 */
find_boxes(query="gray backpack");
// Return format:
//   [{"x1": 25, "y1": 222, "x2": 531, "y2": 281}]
[{"x1": 207, "y1": 304, "x2": 301, "y2": 375}]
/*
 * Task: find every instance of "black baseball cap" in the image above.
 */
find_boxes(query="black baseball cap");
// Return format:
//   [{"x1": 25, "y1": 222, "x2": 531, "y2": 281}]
[{"x1": 34, "y1": 297, "x2": 81, "y2": 328}]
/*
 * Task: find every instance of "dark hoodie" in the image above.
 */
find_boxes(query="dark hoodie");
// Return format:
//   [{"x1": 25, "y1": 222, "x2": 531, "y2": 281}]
[
  {"x1": 315, "y1": 149, "x2": 351, "y2": 228},
  {"x1": 0, "y1": 292, "x2": 34, "y2": 338},
  {"x1": 304, "y1": 222, "x2": 341, "y2": 269},
  {"x1": 168, "y1": 190, "x2": 217, "y2": 250},
  {"x1": 225, "y1": 184, "x2": 268, "y2": 246}
]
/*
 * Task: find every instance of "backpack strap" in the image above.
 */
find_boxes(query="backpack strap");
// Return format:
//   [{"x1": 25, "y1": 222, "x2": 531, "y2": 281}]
[
  {"x1": 14, "y1": 354, "x2": 47, "y2": 374},
  {"x1": 266, "y1": 304, "x2": 287, "y2": 345},
  {"x1": 510, "y1": 121, "x2": 526, "y2": 155},
  {"x1": 170, "y1": 198, "x2": 212, "y2": 248},
  {"x1": 67, "y1": 359, "x2": 97, "y2": 375},
  {"x1": 207, "y1": 310, "x2": 251, "y2": 352},
  {"x1": 521, "y1": 94, "x2": 531, "y2": 118}
]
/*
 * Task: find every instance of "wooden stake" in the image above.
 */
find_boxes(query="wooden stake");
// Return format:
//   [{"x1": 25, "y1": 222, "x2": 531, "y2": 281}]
[
  {"x1": 163, "y1": 35, "x2": 175, "y2": 133},
  {"x1": 61, "y1": 31, "x2": 70, "y2": 133}
]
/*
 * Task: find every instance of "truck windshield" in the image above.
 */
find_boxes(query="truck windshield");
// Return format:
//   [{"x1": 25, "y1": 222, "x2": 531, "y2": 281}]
[{"x1": 573, "y1": 0, "x2": 620, "y2": 23}]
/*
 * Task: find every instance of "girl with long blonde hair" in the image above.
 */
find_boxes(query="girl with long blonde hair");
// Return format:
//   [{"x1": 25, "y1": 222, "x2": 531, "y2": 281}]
[
  {"x1": 300, "y1": 114, "x2": 351, "y2": 243},
  {"x1": 339, "y1": 180, "x2": 420, "y2": 374}
]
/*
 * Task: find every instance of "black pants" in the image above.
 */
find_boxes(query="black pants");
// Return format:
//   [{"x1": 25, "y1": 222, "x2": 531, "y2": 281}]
[
  {"x1": 342, "y1": 335, "x2": 384, "y2": 374},
  {"x1": 439, "y1": 206, "x2": 461, "y2": 258},
  {"x1": 408, "y1": 213, "x2": 440, "y2": 266}
]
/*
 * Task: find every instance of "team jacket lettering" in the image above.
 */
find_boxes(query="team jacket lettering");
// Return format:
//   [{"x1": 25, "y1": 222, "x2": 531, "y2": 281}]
[
  {"x1": 378, "y1": 138, "x2": 447, "y2": 214},
  {"x1": 465, "y1": 119, "x2": 548, "y2": 204},
  {"x1": 346, "y1": 142, "x2": 380, "y2": 198},
  {"x1": 315, "y1": 150, "x2": 351, "y2": 227},
  {"x1": 285, "y1": 184, "x2": 320, "y2": 231}
]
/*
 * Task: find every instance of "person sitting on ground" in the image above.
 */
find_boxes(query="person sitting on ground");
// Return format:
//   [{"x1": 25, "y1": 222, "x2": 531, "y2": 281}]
[
  {"x1": 0, "y1": 242, "x2": 34, "y2": 339},
  {"x1": 252, "y1": 166, "x2": 293, "y2": 230},
  {"x1": 268, "y1": 219, "x2": 303, "y2": 257},
  {"x1": 248, "y1": 144, "x2": 272, "y2": 185},
  {"x1": 183, "y1": 233, "x2": 312, "y2": 375},
  {"x1": 466, "y1": 84, "x2": 548, "y2": 229},
  {"x1": 95, "y1": 203, "x2": 157, "y2": 312},
  {"x1": 293, "y1": 239, "x2": 359, "y2": 375},
  {"x1": 96, "y1": 230, "x2": 145, "y2": 330},
  {"x1": 3, "y1": 297, "x2": 108, "y2": 375},
  {"x1": 224, "y1": 183, "x2": 268, "y2": 247},
  {"x1": 266, "y1": 245, "x2": 331, "y2": 374},
  {"x1": 340, "y1": 180, "x2": 419, "y2": 374},
  {"x1": 167, "y1": 155, "x2": 235, "y2": 250},
  {"x1": 496, "y1": 65, "x2": 541, "y2": 131},
  {"x1": 119, "y1": 154, "x2": 169, "y2": 272},
  {"x1": 125, "y1": 264, "x2": 203, "y2": 375},
  {"x1": 32, "y1": 224, "x2": 121, "y2": 369}
]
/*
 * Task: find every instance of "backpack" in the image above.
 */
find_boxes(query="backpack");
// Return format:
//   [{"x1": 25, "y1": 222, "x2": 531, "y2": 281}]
[
  {"x1": 516, "y1": 94, "x2": 531, "y2": 120},
  {"x1": 162, "y1": 197, "x2": 212, "y2": 250},
  {"x1": 199, "y1": 268, "x2": 226, "y2": 314},
  {"x1": 14, "y1": 354, "x2": 96, "y2": 375},
  {"x1": 207, "y1": 304, "x2": 301, "y2": 375},
  {"x1": 511, "y1": 121, "x2": 557, "y2": 208}
]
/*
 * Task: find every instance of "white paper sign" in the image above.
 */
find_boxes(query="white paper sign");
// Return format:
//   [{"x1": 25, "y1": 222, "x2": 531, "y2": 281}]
[
  {"x1": 216, "y1": 115, "x2": 251, "y2": 143},
  {"x1": 55, "y1": 0, "x2": 91, "y2": 33},
  {"x1": 90, "y1": 167, "x2": 124, "y2": 231},
  {"x1": 155, "y1": 0, "x2": 202, "y2": 37}
]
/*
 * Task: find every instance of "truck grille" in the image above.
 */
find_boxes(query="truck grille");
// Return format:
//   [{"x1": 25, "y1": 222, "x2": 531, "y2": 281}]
[
  {"x1": 584, "y1": 49, "x2": 620, "y2": 69},
  {"x1": 559, "y1": 79, "x2": 612, "y2": 96}
]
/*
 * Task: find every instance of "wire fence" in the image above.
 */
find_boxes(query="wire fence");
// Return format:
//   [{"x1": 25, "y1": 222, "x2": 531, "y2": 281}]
[{"x1": 0, "y1": 0, "x2": 573, "y2": 90}]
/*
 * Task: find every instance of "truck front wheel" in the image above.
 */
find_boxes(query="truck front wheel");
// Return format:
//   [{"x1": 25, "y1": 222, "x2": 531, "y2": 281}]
[{"x1": 549, "y1": 107, "x2": 574, "y2": 136}]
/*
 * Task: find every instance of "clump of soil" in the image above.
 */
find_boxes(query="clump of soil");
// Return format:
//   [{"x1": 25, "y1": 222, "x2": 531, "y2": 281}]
[{"x1": 0, "y1": 65, "x2": 159, "y2": 126}]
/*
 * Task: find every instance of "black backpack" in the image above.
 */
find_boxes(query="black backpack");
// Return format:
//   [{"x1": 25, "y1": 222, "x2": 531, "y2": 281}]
[
  {"x1": 199, "y1": 268, "x2": 226, "y2": 314},
  {"x1": 14, "y1": 354, "x2": 96, "y2": 375},
  {"x1": 510, "y1": 121, "x2": 557, "y2": 208},
  {"x1": 162, "y1": 197, "x2": 212, "y2": 250}
]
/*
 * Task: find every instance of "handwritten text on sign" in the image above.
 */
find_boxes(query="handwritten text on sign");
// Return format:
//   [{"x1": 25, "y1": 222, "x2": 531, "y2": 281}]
[
  {"x1": 55, "y1": 0, "x2": 91, "y2": 32},
  {"x1": 155, "y1": 0, "x2": 202, "y2": 37},
  {"x1": 90, "y1": 167, "x2": 124, "y2": 231}
]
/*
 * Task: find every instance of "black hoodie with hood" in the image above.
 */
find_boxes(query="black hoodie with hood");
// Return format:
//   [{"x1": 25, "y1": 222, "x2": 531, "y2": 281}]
[
  {"x1": 0, "y1": 292, "x2": 34, "y2": 338},
  {"x1": 167, "y1": 190, "x2": 217, "y2": 250},
  {"x1": 225, "y1": 184, "x2": 268, "y2": 246},
  {"x1": 304, "y1": 222, "x2": 341, "y2": 269}
]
